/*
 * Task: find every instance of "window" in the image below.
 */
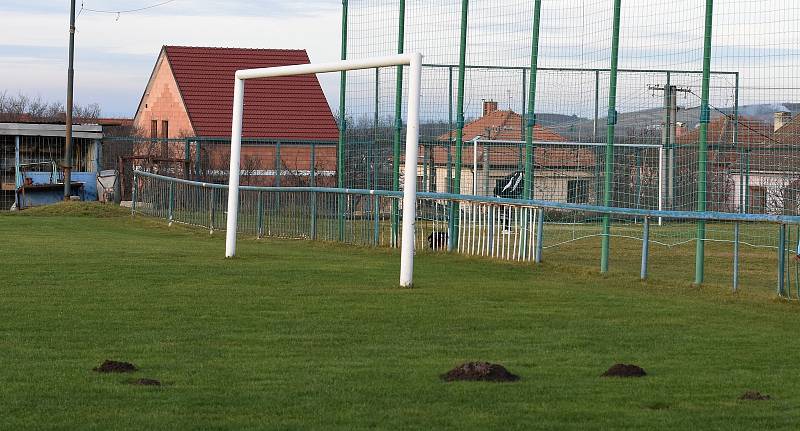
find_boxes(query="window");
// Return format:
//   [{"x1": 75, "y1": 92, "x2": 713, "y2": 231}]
[
  {"x1": 150, "y1": 120, "x2": 158, "y2": 139},
  {"x1": 748, "y1": 186, "x2": 767, "y2": 214},
  {"x1": 161, "y1": 120, "x2": 169, "y2": 139},
  {"x1": 567, "y1": 179, "x2": 589, "y2": 204}
]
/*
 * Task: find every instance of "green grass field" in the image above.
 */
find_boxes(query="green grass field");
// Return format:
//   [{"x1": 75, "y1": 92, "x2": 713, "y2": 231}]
[{"x1": 2, "y1": 203, "x2": 800, "y2": 430}]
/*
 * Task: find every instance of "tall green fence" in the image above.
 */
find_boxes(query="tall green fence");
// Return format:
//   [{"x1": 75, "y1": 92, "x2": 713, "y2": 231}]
[
  {"x1": 121, "y1": 0, "x2": 800, "y2": 294},
  {"x1": 337, "y1": 0, "x2": 800, "y2": 283}
]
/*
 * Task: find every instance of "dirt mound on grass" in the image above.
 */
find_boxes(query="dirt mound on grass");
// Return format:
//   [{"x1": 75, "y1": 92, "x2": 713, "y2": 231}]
[
  {"x1": 93, "y1": 360, "x2": 138, "y2": 373},
  {"x1": 129, "y1": 378, "x2": 161, "y2": 386},
  {"x1": 20, "y1": 202, "x2": 129, "y2": 218},
  {"x1": 601, "y1": 363, "x2": 647, "y2": 377},
  {"x1": 739, "y1": 391, "x2": 771, "y2": 401},
  {"x1": 441, "y1": 362, "x2": 519, "y2": 382}
]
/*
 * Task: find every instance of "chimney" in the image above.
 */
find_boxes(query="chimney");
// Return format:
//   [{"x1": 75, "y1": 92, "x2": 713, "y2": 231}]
[
  {"x1": 675, "y1": 122, "x2": 687, "y2": 138},
  {"x1": 483, "y1": 100, "x2": 498, "y2": 116},
  {"x1": 775, "y1": 111, "x2": 792, "y2": 131}
]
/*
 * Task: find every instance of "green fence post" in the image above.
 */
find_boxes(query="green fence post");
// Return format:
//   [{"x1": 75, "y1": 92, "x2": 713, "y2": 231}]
[
  {"x1": 641, "y1": 216, "x2": 650, "y2": 280},
  {"x1": 168, "y1": 181, "x2": 175, "y2": 226},
  {"x1": 131, "y1": 170, "x2": 137, "y2": 215},
  {"x1": 447, "y1": 66, "x2": 453, "y2": 195},
  {"x1": 448, "y1": 0, "x2": 469, "y2": 252},
  {"x1": 535, "y1": 207, "x2": 544, "y2": 263},
  {"x1": 209, "y1": 188, "x2": 216, "y2": 233},
  {"x1": 195, "y1": 140, "x2": 201, "y2": 180},
  {"x1": 522, "y1": 0, "x2": 543, "y2": 257},
  {"x1": 695, "y1": 0, "x2": 714, "y2": 285},
  {"x1": 520, "y1": 68, "x2": 527, "y2": 142},
  {"x1": 734, "y1": 72, "x2": 741, "y2": 213},
  {"x1": 779, "y1": 223, "x2": 787, "y2": 297},
  {"x1": 183, "y1": 138, "x2": 190, "y2": 179},
  {"x1": 374, "y1": 195, "x2": 380, "y2": 246},
  {"x1": 337, "y1": 0, "x2": 348, "y2": 242},
  {"x1": 733, "y1": 222, "x2": 740, "y2": 292},
  {"x1": 310, "y1": 142, "x2": 317, "y2": 240},
  {"x1": 368, "y1": 66, "x2": 378, "y2": 208},
  {"x1": 391, "y1": 0, "x2": 406, "y2": 248},
  {"x1": 275, "y1": 141, "x2": 282, "y2": 221},
  {"x1": 601, "y1": 0, "x2": 622, "y2": 274},
  {"x1": 257, "y1": 190, "x2": 264, "y2": 239}
]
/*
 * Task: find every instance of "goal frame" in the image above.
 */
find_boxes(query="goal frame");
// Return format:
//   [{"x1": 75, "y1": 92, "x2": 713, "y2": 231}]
[{"x1": 225, "y1": 53, "x2": 423, "y2": 287}]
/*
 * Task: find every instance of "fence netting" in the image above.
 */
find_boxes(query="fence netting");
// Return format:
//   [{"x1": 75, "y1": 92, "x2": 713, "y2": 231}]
[{"x1": 116, "y1": 0, "x2": 800, "y2": 295}]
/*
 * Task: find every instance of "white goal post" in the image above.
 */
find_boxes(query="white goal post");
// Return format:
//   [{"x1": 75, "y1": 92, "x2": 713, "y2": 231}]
[{"x1": 225, "y1": 53, "x2": 423, "y2": 287}]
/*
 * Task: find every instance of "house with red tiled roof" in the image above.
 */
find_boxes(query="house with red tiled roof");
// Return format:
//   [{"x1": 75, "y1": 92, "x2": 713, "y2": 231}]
[
  {"x1": 132, "y1": 46, "x2": 338, "y2": 185},
  {"x1": 675, "y1": 114, "x2": 800, "y2": 214},
  {"x1": 744, "y1": 112, "x2": 800, "y2": 214},
  {"x1": 418, "y1": 101, "x2": 595, "y2": 203}
]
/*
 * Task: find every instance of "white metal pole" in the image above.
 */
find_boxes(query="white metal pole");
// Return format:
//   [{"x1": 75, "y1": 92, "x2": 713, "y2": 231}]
[
  {"x1": 658, "y1": 145, "x2": 664, "y2": 226},
  {"x1": 399, "y1": 52, "x2": 423, "y2": 287},
  {"x1": 225, "y1": 78, "x2": 245, "y2": 257}
]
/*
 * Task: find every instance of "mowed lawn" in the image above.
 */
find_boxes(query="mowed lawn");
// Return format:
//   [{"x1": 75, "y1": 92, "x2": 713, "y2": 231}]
[{"x1": 2, "y1": 204, "x2": 800, "y2": 430}]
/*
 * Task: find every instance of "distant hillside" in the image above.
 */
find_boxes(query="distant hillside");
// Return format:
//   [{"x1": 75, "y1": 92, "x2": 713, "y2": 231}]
[{"x1": 556, "y1": 103, "x2": 800, "y2": 142}]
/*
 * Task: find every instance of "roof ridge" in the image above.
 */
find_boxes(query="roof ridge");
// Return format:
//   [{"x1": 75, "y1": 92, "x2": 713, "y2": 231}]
[{"x1": 164, "y1": 45, "x2": 307, "y2": 52}]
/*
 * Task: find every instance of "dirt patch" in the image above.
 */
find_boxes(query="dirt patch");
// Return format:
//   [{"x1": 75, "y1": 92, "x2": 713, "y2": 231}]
[
  {"x1": 441, "y1": 362, "x2": 519, "y2": 382},
  {"x1": 93, "y1": 360, "x2": 138, "y2": 373},
  {"x1": 19, "y1": 202, "x2": 129, "y2": 218},
  {"x1": 601, "y1": 363, "x2": 647, "y2": 378},
  {"x1": 739, "y1": 390, "x2": 771, "y2": 401},
  {"x1": 128, "y1": 378, "x2": 161, "y2": 386}
]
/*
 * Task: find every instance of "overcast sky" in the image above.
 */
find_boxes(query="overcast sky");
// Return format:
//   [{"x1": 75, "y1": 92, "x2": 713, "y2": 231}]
[
  {"x1": 3, "y1": 0, "x2": 800, "y2": 120},
  {"x1": 0, "y1": 0, "x2": 343, "y2": 117}
]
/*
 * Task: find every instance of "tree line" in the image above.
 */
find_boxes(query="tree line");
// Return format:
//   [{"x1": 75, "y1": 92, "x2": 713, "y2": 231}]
[{"x1": 0, "y1": 91, "x2": 101, "y2": 122}]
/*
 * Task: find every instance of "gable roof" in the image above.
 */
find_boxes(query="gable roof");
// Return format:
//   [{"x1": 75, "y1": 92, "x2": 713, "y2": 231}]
[
  {"x1": 438, "y1": 109, "x2": 567, "y2": 142},
  {"x1": 162, "y1": 46, "x2": 338, "y2": 140}
]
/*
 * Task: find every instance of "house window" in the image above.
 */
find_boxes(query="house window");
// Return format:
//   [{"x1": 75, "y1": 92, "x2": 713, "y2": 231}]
[
  {"x1": 748, "y1": 186, "x2": 767, "y2": 214},
  {"x1": 567, "y1": 179, "x2": 589, "y2": 204},
  {"x1": 150, "y1": 120, "x2": 158, "y2": 139},
  {"x1": 161, "y1": 120, "x2": 169, "y2": 139}
]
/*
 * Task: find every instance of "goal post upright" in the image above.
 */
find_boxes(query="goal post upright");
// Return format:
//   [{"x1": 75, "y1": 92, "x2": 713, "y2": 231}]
[
  {"x1": 225, "y1": 77, "x2": 245, "y2": 258},
  {"x1": 224, "y1": 53, "x2": 424, "y2": 287}
]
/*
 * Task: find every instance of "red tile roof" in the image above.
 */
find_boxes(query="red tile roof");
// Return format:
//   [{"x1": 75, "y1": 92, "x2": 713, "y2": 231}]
[
  {"x1": 164, "y1": 46, "x2": 338, "y2": 141},
  {"x1": 438, "y1": 109, "x2": 567, "y2": 142},
  {"x1": 677, "y1": 115, "x2": 772, "y2": 148}
]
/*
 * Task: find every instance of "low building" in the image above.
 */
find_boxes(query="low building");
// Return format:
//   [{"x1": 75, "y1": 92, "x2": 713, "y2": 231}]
[
  {"x1": 0, "y1": 122, "x2": 105, "y2": 209},
  {"x1": 424, "y1": 101, "x2": 593, "y2": 204},
  {"x1": 674, "y1": 113, "x2": 800, "y2": 215},
  {"x1": 131, "y1": 46, "x2": 339, "y2": 185}
]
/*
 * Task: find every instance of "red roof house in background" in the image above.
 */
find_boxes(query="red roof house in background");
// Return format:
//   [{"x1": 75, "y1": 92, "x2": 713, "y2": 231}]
[
  {"x1": 133, "y1": 46, "x2": 338, "y2": 140},
  {"x1": 132, "y1": 46, "x2": 339, "y2": 185},
  {"x1": 439, "y1": 100, "x2": 567, "y2": 143}
]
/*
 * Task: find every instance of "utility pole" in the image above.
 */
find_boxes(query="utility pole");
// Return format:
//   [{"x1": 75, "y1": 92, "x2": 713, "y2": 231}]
[
  {"x1": 649, "y1": 83, "x2": 690, "y2": 210},
  {"x1": 64, "y1": 0, "x2": 76, "y2": 199}
]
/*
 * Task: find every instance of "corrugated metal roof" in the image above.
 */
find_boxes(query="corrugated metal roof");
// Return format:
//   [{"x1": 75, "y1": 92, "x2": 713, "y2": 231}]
[{"x1": 164, "y1": 46, "x2": 339, "y2": 141}]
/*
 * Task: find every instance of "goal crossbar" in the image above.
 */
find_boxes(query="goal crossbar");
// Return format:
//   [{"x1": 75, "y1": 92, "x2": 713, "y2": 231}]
[{"x1": 225, "y1": 53, "x2": 424, "y2": 287}]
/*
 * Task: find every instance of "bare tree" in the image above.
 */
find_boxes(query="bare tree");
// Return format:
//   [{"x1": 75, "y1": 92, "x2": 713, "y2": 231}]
[{"x1": 0, "y1": 91, "x2": 101, "y2": 122}]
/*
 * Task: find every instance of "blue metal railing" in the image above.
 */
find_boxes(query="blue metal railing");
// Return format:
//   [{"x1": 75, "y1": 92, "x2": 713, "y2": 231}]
[{"x1": 132, "y1": 170, "x2": 800, "y2": 297}]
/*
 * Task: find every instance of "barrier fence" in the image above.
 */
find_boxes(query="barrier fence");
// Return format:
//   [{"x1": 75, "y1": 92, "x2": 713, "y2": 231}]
[{"x1": 134, "y1": 170, "x2": 800, "y2": 299}]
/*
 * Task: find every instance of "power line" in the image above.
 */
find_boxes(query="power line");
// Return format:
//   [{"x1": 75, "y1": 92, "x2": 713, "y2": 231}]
[{"x1": 78, "y1": 0, "x2": 177, "y2": 19}]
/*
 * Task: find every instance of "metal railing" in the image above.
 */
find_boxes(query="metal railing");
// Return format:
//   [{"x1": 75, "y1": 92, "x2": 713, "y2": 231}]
[{"x1": 132, "y1": 170, "x2": 800, "y2": 298}]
